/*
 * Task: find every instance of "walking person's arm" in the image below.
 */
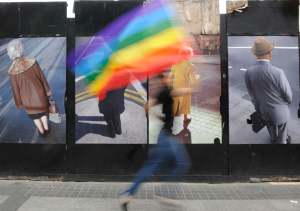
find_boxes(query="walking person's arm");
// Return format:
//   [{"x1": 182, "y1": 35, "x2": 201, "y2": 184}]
[
  {"x1": 171, "y1": 74, "x2": 201, "y2": 97},
  {"x1": 244, "y1": 71, "x2": 258, "y2": 110},
  {"x1": 279, "y1": 70, "x2": 292, "y2": 104},
  {"x1": 188, "y1": 63, "x2": 200, "y2": 88},
  {"x1": 144, "y1": 98, "x2": 157, "y2": 116},
  {"x1": 35, "y1": 62, "x2": 52, "y2": 97},
  {"x1": 9, "y1": 76, "x2": 23, "y2": 109}
]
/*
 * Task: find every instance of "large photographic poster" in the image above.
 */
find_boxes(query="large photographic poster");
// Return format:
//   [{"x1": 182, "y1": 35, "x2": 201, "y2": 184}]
[
  {"x1": 149, "y1": 0, "x2": 222, "y2": 144},
  {"x1": 75, "y1": 37, "x2": 147, "y2": 144},
  {"x1": 228, "y1": 36, "x2": 300, "y2": 144},
  {"x1": 0, "y1": 38, "x2": 66, "y2": 144}
]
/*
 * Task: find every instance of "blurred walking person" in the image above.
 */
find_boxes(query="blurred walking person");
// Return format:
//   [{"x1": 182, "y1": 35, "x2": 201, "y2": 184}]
[
  {"x1": 245, "y1": 37, "x2": 293, "y2": 144},
  {"x1": 7, "y1": 39, "x2": 52, "y2": 136},
  {"x1": 119, "y1": 73, "x2": 191, "y2": 211}
]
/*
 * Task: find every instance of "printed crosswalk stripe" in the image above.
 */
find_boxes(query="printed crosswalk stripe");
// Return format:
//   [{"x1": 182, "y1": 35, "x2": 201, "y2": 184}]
[{"x1": 229, "y1": 46, "x2": 298, "y2": 49}]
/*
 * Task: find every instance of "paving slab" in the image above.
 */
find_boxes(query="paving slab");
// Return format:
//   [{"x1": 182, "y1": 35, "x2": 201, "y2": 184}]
[
  {"x1": 0, "y1": 195, "x2": 9, "y2": 205},
  {"x1": 0, "y1": 180, "x2": 300, "y2": 211},
  {"x1": 16, "y1": 197, "x2": 300, "y2": 211}
]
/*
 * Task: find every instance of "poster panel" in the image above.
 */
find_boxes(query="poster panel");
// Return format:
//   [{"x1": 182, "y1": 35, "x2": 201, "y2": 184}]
[
  {"x1": 0, "y1": 37, "x2": 66, "y2": 144},
  {"x1": 74, "y1": 37, "x2": 147, "y2": 144},
  {"x1": 148, "y1": 0, "x2": 222, "y2": 144},
  {"x1": 228, "y1": 36, "x2": 300, "y2": 144}
]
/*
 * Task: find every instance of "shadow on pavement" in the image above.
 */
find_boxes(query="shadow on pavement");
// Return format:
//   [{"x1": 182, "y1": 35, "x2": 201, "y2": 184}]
[
  {"x1": 75, "y1": 115, "x2": 113, "y2": 142},
  {"x1": 76, "y1": 115, "x2": 105, "y2": 122}
]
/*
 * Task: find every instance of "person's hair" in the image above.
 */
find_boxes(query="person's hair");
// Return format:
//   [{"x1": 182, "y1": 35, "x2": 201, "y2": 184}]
[
  {"x1": 7, "y1": 39, "x2": 23, "y2": 60},
  {"x1": 180, "y1": 45, "x2": 194, "y2": 57},
  {"x1": 157, "y1": 71, "x2": 168, "y2": 79},
  {"x1": 157, "y1": 73, "x2": 166, "y2": 80},
  {"x1": 256, "y1": 51, "x2": 271, "y2": 59}
]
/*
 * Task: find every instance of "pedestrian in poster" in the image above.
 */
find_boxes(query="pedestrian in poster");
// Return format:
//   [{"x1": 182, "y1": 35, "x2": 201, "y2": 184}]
[
  {"x1": 245, "y1": 37, "x2": 293, "y2": 144},
  {"x1": 98, "y1": 88, "x2": 125, "y2": 138},
  {"x1": 7, "y1": 39, "x2": 52, "y2": 136},
  {"x1": 170, "y1": 47, "x2": 199, "y2": 126},
  {"x1": 119, "y1": 73, "x2": 191, "y2": 211}
]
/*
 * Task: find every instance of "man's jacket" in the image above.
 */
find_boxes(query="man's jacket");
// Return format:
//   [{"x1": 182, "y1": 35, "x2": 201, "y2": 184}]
[{"x1": 245, "y1": 60, "x2": 292, "y2": 125}]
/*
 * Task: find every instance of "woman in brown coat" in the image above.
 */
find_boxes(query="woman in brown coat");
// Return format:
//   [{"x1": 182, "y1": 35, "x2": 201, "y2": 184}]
[
  {"x1": 7, "y1": 39, "x2": 52, "y2": 136},
  {"x1": 171, "y1": 60, "x2": 199, "y2": 125}
]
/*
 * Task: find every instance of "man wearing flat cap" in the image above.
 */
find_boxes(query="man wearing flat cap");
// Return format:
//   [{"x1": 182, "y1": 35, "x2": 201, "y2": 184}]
[{"x1": 245, "y1": 37, "x2": 293, "y2": 144}]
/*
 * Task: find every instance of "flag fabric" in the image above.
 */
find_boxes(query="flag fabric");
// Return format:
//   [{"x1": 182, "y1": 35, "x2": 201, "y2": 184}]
[{"x1": 69, "y1": 0, "x2": 192, "y2": 99}]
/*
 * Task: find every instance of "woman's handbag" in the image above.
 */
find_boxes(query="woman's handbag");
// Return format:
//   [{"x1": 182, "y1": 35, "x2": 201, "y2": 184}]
[{"x1": 48, "y1": 97, "x2": 62, "y2": 124}]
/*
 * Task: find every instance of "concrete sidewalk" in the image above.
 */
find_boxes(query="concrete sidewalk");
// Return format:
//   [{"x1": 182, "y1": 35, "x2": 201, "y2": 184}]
[{"x1": 0, "y1": 180, "x2": 300, "y2": 211}]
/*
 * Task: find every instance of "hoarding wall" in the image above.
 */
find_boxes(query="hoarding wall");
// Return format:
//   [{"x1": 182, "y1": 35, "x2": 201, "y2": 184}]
[{"x1": 0, "y1": 0, "x2": 299, "y2": 177}]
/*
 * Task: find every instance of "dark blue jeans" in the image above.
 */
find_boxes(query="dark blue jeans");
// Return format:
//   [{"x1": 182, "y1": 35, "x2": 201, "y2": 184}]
[{"x1": 124, "y1": 129, "x2": 191, "y2": 196}]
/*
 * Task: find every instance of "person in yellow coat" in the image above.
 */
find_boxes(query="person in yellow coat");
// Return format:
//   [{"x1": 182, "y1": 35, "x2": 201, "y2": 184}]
[{"x1": 171, "y1": 59, "x2": 199, "y2": 125}]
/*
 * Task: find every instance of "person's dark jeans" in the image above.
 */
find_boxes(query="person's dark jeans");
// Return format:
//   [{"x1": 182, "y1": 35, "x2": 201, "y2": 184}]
[{"x1": 124, "y1": 129, "x2": 191, "y2": 196}]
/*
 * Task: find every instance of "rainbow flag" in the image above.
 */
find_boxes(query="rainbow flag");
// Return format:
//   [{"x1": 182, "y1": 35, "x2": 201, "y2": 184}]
[{"x1": 69, "y1": 0, "x2": 191, "y2": 99}]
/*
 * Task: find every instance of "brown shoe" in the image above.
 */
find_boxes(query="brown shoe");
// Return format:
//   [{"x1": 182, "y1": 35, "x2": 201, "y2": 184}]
[
  {"x1": 44, "y1": 127, "x2": 51, "y2": 136},
  {"x1": 183, "y1": 118, "x2": 191, "y2": 124},
  {"x1": 38, "y1": 131, "x2": 46, "y2": 137}
]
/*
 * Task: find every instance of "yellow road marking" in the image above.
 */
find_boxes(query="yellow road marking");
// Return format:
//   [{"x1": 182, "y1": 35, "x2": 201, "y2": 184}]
[
  {"x1": 124, "y1": 93, "x2": 145, "y2": 105},
  {"x1": 125, "y1": 89, "x2": 147, "y2": 97},
  {"x1": 76, "y1": 93, "x2": 91, "y2": 103},
  {"x1": 75, "y1": 89, "x2": 145, "y2": 105},
  {"x1": 76, "y1": 88, "x2": 146, "y2": 98},
  {"x1": 76, "y1": 90, "x2": 89, "y2": 98},
  {"x1": 268, "y1": 182, "x2": 300, "y2": 185}
]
